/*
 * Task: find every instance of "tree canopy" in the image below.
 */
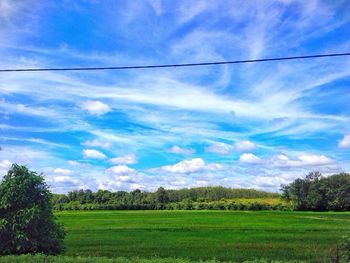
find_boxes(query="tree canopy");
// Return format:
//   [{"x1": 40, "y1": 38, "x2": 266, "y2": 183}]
[
  {"x1": 0, "y1": 164, "x2": 65, "y2": 255},
  {"x1": 281, "y1": 171, "x2": 350, "y2": 211},
  {"x1": 52, "y1": 186, "x2": 282, "y2": 211}
]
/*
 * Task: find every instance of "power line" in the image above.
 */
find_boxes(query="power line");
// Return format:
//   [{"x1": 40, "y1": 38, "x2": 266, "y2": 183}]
[{"x1": 0, "y1": 52, "x2": 350, "y2": 73}]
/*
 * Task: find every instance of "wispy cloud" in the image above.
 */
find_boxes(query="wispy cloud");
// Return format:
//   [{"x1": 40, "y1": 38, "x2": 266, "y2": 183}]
[
  {"x1": 0, "y1": 0, "x2": 349, "y2": 192},
  {"x1": 168, "y1": 145, "x2": 195, "y2": 155},
  {"x1": 109, "y1": 154, "x2": 137, "y2": 165}
]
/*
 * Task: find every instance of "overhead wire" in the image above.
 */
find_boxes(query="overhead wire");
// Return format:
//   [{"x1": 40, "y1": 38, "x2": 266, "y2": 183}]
[{"x1": 0, "y1": 52, "x2": 349, "y2": 73}]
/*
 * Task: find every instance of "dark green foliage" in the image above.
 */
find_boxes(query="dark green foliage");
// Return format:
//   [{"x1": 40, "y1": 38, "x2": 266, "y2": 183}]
[
  {"x1": 0, "y1": 164, "x2": 65, "y2": 255},
  {"x1": 52, "y1": 186, "x2": 281, "y2": 211},
  {"x1": 281, "y1": 172, "x2": 350, "y2": 211}
]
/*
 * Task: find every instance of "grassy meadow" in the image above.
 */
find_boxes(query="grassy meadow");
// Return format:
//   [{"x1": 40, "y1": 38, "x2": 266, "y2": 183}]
[
  {"x1": 54, "y1": 210, "x2": 350, "y2": 262},
  {"x1": 0, "y1": 254, "x2": 304, "y2": 263}
]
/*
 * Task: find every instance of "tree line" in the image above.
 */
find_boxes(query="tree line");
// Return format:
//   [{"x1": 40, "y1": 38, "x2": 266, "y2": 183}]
[
  {"x1": 281, "y1": 172, "x2": 350, "y2": 211},
  {"x1": 52, "y1": 186, "x2": 283, "y2": 211},
  {"x1": 53, "y1": 172, "x2": 350, "y2": 212}
]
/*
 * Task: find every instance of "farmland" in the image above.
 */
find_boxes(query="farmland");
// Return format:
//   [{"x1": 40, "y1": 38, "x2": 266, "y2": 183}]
[{"x1": 55, "y1": 210, "x2": 350, "y2": 262}]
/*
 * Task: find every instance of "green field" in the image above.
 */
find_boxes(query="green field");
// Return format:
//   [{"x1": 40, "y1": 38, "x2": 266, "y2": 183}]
[{"x1": 55, "y1": 210, "x2": 350, "y2": 262}]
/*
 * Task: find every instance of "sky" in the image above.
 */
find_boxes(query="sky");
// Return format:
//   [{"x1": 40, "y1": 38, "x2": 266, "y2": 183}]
[{"x1": 0, "y1": 0, "x2": 350, "y2": 193}]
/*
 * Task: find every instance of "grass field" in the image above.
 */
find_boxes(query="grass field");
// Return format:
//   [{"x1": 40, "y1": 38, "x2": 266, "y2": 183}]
[{"x1": 55, "y1": 210, "x2": 350, "y2": 262}]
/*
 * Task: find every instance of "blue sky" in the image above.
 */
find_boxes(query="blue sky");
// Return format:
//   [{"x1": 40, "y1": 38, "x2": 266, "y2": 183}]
[{"x1": 0, "y1": 0, "x2": 350, "y2": 193}]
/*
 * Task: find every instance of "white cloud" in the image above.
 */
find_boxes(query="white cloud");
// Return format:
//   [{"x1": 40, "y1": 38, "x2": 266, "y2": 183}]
[
  {"x1": 67, "y1": 160, "x2": 90, "y2": 168},
  {"x1": 206, "y1": 140, "x2": 257, "y2": 156},
  {"x1": 105, "y1": 165, "x2": 137, "y2": 185},
  {"x1": 178, "y1": 0, "x2": 208, "y2": 24},
  {"x1": 109, "y1": 154, "x2": 137, "y2": 165},
  {"x1": 269, "y1": 154, "x2": 335, "y2": 168},
  {"x1": 205, "y1": 142, "x2": 232, "y2": 155},
  {"x1": 83, "y1": 149, "x2": 107, "y2": 160},
  {"x1": 0, "y1": 100, "x2": 59, "y2": 118},
  {"x1": 82, "y1": 139, "x2": 111, "y2": 149},
  {"x1": 239, "y1": 153, "x2": 262, "y2": 164},
  {"x1": 339, "y1": 134, "x2": 350, "y2": 148},
  {"x1": 53, "y1": 175, "x2": 77, "y2": 184},
  {"x1": 240, "y1": 153, "x2": 335, "y2": 168},
  {"x1": 168, "y1": 145, "x2": 194, "y2": 155},
  {"x1": 53, "y1": 168, "x2": 72, "y2": 175},
  {"x1": 0, "y1": 160, "x2": 12, "y2": 170},
  {"x1": 106, "y1": 165, "x2": 136, "y2": 176},
  {"x1": 234, "y1": 140, "x2": 256, "y2": 151},
  {"x1": 68, "y1": 160, "x2": 80, "y2": 166},
  {"x1": 298, "y1": 155, "x2": 334, "y2": 166},
  {"x1": 252, "y1": 175, "x2": 290, "y2": 189},
  {"x1": 80, "y1": 100, "x2": 111, "y2": 116},
  {"x1": 148, "y1": 0, "x2": 162, "y2": 15},
  {"x1": 1, "y1": 1, "x2": 349, "y2": 193},
  {"x1": 161, "y1": 158, "x2": 222, "y2": 174}
]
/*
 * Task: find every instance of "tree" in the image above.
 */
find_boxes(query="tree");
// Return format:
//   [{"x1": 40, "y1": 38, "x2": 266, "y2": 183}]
[
  {"x1": 281, "y1": 172, "x2": 350, "y2": 211},
  {"x1": 155, "y1": 187, "x2": 169, "y2": 204},
  {"x1": 0, "y1": 164, "x2": 65, "y2": 255}
]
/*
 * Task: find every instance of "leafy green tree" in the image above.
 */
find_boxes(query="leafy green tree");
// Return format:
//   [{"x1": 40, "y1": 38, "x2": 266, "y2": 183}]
[
  {"x1": 155, "y1": 187, "x2": 169, "y2": 204},
  {"x1": 0, "y1": 164, "x2": 65, "y2": 255},
  {"x1": 282, "y1": 172, "x2": 350, "y2": 211}
]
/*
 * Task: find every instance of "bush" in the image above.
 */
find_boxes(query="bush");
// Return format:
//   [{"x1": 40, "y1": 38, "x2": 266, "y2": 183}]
[{"x1": 0, "y1": 164, "x2": 65, "y2": 255}]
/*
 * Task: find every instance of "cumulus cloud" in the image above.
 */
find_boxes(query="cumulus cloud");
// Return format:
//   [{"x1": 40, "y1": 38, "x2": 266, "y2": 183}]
[
  {"x1": 239, "y1": 153, "x2": 262, "y2": 164},
  {"x1": 80, "y1": 100, "x2": 111, "y2": 116},
  {"x1": 239, "y1": 153, "x2": 335, "y2": 168},
  {"x1": 167, "y1": 145, "x2": 194, "y2": 155},
  {"x1": 161, "y1": 158, "x2": 222, "y2": 174},
  {"x1": 83, "y1": 149, "x2": 107, "y2": 160},
  {"x1": 109, "y1": 154, "x2": 137, "y2": 165},
  {"x1": 234, "y1": 140, "x2": 256, "y2": 151},
  {"x1": 102, "y1": 165, "x2": 139, "y2": 189},
  {"x1": 339, "y1": 134, "x2": 350, "y2": 148},
  {"x1": 252, "y1": 175, "x2": 290, "y2": 189},
  {"x1": 205, "y1": 142, "x2": 232, "y2": 155},
  {"x1": 271, "y1": 154, "x2": 334, "y2": 168},
  {"x1": 53, "y1": 168, "x2": 72, "y2": 175},
  {"x1": 53, "y1": 175, "x2": 77, "y2": 184},
  {"x1": 106, "y1": 165, "x2": 136, "y2": 176},
  {"x1": 82, "y1": 139, "x2": 111, "y2": 149}
]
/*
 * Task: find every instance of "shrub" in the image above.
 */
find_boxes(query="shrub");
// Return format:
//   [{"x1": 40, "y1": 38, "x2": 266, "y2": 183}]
[{"x1": 0, "y1": 164, "x2": 65, "y2": 255}]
